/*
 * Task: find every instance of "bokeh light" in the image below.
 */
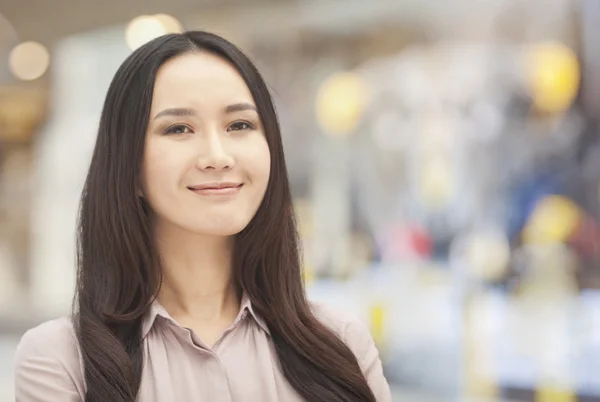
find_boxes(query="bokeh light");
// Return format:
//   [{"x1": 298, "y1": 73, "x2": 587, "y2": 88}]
[
  {"x1": 154, "y1": 14, "x2": 184, "y2": 34},
  {"x1": 8, "y1": 41, "x2": 50, "y2": 81},
  {"x1": 125, "y1": 14, "x2": 183, "y2": 51},
  {"x1": 526, "y1": 42, "x2": 580, "y2": 115},
  {"x1": 522, "y1": 195, "x2": 582, "y2": 245},
  {"x1": 385, "y1": 223, "x2": 432, "y2": 261},
  {"x1": 315, "y1": 71, "x2": 367, "y2": 136},
  {"x1": 451, "y1": 228, "x2": 510, "y2": 282},
  {"x1": 417, "y1": 152, "x2": 455, "y2": 208}
]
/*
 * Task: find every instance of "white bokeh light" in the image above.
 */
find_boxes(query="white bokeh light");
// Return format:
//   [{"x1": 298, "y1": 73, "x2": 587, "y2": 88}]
[{"x1": 8, "y1": 41, "x2": 50, "y2": 81}]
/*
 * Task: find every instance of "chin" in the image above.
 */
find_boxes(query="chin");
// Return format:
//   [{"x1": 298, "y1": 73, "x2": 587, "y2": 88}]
[{"x1": 187, "y1": 217, "x2": 252, "y2": 237}]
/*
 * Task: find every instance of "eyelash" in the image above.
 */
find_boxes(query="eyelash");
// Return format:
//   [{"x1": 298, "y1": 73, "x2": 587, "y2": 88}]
[
  {"x1": 163, "y1": 121, "x2": 255, "y2": 135},
  {"x1": 227, "y1": 121, "x2": 255, "y2": 132},
  {"x1": 164, "y1": 124, "x2": 192, "y2": 135}
]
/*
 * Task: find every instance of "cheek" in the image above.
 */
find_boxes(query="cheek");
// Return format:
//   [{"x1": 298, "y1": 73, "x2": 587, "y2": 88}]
[
  {"x1": 141, "y1": 141, "x2": 184, "y2": 196},
  {"x1": 249, "y1": 139, "x2": 271, "y2": 186}
]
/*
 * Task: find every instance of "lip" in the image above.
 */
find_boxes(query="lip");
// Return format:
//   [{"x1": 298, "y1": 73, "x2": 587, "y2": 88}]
[{"x1": 187, "y1": 182, "x2": 243, "y2": 196}]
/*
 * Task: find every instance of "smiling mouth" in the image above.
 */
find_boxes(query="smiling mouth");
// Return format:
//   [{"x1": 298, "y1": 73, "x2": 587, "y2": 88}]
[{"x1": 187, "y1": 183, "x2": 243, "y2": 196}]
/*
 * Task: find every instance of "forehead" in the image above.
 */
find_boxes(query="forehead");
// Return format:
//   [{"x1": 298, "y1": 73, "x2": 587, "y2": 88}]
[{"x1": 151, "y1": 51, "x2": 254, "y2": 108}]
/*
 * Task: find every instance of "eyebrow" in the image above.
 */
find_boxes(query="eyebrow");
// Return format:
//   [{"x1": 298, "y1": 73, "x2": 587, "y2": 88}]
[
  {"x1": 225, "y1": 102, "x2": 257, "y2": 114},
  {"x1": 153, "y1": 108, "x2": 196, "y2": 120},
  {"x1": 153, "y1": 103, "x2": 258, "y2": 120}
]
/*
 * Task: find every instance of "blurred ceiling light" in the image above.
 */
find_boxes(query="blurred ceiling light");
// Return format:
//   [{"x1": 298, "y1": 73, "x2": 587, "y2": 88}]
[
  {"x1": 526, "y1": 42, "x2": 580, "y2": 115},
  {"x1": 8, "y1": 41, "x2": 50, "y2": 81},
  {"x1": 315, "y1": 71, "x2": 367, "y2": 136},
  {"x1": 126, "y1": 14, "x2": 183, "y2": 51}
]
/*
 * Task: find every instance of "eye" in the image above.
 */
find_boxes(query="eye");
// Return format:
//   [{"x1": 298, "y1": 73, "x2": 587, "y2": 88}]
[
  {"x1": 164, "y1": 124, "x2": 193, "y2": 135},
  {"x1": 227, "y1": 121, "x2": 254, "y2": 132}
]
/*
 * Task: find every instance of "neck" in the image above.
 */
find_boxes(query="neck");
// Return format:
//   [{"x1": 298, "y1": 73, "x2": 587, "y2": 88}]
[{"x1": 154, "y1": 220, "x2": 240, "y2": 322}]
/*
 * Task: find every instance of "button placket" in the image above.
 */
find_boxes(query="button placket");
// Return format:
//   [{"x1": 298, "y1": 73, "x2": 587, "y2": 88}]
[{"x1": 206, "y1": 353, "x2": 233, "y2": 402}]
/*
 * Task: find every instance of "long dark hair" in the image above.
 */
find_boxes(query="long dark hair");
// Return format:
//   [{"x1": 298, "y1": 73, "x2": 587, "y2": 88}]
[{"x1": 75, "y1": 31, "x2": 376, "y2": 402}]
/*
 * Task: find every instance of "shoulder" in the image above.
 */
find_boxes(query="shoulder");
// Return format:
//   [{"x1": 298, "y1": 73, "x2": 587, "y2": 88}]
[
  {"x1": 310, "y1": 302, "x2": 393, "y2": 402},
  {"x1": 310, "y1": 301, "x2": 368, "y2": 340},
  {"x1": 16, "y1": 316, "x2": 79, "y2": 359},
  {"x1": 309, "y1": 302, "x2": 374, "y2": 361},
  {"x1": 14, "y1": 317, "x2": 85, "y2": 400}
]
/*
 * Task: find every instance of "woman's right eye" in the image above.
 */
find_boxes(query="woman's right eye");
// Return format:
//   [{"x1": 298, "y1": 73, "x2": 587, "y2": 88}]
[{"x1": 164, "y1": 124, "x2": 193, "y2": 135}]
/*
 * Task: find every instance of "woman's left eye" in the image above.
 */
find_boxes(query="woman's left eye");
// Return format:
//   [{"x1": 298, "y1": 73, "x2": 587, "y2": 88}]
[{"x1": 227, "y1": 121, "x2": 254, "y2": 132}]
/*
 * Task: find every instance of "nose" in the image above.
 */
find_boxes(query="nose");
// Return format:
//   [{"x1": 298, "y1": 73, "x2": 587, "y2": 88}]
[{"x1": 195, "y1": 131, "x2": 235, "y2": 171}]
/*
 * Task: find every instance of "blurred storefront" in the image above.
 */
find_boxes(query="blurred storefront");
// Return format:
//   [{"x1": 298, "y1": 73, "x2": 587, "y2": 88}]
[{"x1": 1, "y1": 0, "x2": 599, "y2": 401}]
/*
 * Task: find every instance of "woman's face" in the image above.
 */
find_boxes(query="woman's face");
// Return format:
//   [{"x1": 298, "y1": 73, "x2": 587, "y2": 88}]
[{"x1": 141, "y1": 51, "x2": 271, "y2": 237}]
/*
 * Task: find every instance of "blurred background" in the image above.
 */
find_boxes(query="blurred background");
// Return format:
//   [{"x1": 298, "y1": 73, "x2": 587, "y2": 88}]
[{"x1": 1, "y1": 0, "x2": 599, "y2": 400}]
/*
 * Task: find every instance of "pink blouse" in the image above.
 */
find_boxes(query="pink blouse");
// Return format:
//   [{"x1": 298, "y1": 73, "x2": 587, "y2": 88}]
[{"x1": 14, "y1": 295, "x2": 392, "y2": 401}]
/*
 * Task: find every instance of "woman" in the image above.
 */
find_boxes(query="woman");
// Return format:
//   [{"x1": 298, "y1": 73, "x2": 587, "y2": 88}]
[{"x1": 14, "y1": 31, "x2": 391, "y2": 402}]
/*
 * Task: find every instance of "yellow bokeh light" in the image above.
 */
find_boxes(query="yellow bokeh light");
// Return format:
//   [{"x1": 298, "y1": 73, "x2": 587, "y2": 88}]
[
  {"x1": 523, "y1": 195, "x2": 581, "y2": 244},
  {"x1": 536, "y1": 383, "x2": 576, "y2": 402},
  {"x1": 8, "y1": 41, "x2": 50, "y2": 81},
  {"x1": 126, "y1": 14, "x2": 183, "y2": 51},
  {"x1": 302, "y1": 263, "x2": 315, "y2": 284},
  {"x1": 526, "y1": 42, "x2": 580, "y2": 114},
  {"x1": 369, "y1": 303, "x2": 386, "y2": 346},
  {"x1": 417, "y1": 154, "x2": 454, "y2": 208},
  {"x1": 315, "y1": 72, "x2": 367, "y2": 136}
]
